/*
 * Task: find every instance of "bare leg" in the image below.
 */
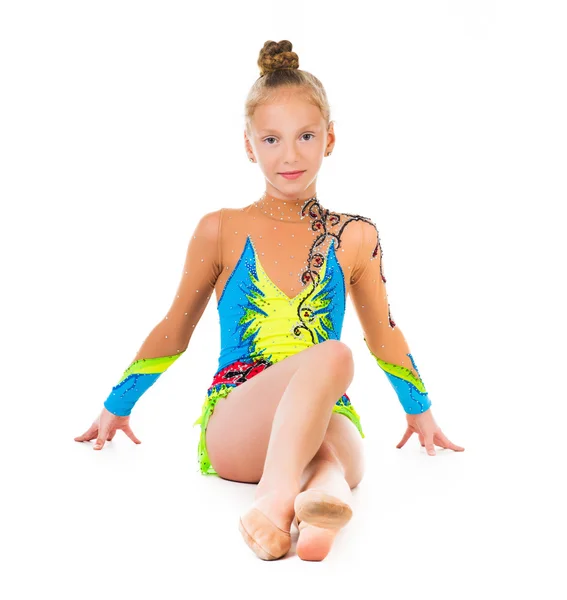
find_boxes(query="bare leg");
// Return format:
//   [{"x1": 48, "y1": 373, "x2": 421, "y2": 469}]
[
  {"x1": 293, "y1": 412, "x2": 365, "y2": 561},
  {"x1": 295, "y1": 455, "x2": 353, "y2": 561},
  {"x1": 250, "y1": 342, "x2": 355, "y2": 530},
  {"x1": 204, "y1": 340, "x2": 360, "y2": 559}
]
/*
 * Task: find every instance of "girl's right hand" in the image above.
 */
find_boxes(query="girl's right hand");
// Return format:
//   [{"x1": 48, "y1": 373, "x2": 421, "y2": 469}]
[{"x1": 74, "y1": 407, "x2": 142, "y2": 450}]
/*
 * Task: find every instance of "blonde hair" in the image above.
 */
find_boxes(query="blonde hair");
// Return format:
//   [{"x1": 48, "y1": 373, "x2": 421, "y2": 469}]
[{"x1": 244, "y1": 40, "x2": 331, "y2": 135}]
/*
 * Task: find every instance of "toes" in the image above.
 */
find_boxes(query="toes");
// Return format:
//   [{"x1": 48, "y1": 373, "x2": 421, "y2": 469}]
[{"x1": 296, "y1": 524, "x2": 336, "y2": 562}]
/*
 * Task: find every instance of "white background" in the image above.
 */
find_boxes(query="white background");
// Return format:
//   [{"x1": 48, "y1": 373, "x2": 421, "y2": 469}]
[{"x1": 2, "y1": 1, "x2": 566, "y2": 598}]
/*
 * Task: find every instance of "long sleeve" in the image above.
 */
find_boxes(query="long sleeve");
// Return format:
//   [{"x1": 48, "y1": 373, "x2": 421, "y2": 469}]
[
  {"x1": 104, "y1": 209, "x2": 222, "y2": 416},
  {"x1": 349, "y1": 219, "x2": 432, "y2": 414}
]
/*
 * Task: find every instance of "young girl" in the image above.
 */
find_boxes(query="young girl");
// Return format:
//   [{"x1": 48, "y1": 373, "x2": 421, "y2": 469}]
[{"x1": 75, "y1": 39, "x2": 464, "y2": 562}]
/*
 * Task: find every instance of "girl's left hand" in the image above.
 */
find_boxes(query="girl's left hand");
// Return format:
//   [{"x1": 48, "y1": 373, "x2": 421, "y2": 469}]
[{"x1": 396, "y1": 409, "x2": 464, "y2": 456}]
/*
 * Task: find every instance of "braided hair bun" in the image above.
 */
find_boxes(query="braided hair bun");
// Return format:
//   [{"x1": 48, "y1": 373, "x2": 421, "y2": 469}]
[{"x1": 257, "y1": 40, "x2": 299, "y2": 77}]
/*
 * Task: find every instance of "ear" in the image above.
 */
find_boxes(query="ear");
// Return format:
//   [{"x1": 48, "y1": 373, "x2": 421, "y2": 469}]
[
  {"x1": 326, "y1": 121, "x2": 336, "y2": 154},
  {"x1": 244, "y1": 129, "x2": 252, "y2": 153}
]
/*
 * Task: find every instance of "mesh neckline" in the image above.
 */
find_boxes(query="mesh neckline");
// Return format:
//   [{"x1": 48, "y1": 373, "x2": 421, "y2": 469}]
[{"x1": 250, "y1": 192, "x2": 323, "y2": 223}]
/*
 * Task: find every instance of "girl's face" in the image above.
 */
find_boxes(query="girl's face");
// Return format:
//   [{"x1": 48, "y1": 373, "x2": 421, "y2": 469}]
[{"x1": 245, "y1": 89, "x2": 335, "y2": 199}]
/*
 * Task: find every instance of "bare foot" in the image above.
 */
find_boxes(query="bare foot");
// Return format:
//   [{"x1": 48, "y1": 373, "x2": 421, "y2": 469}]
[{"x1": 296, "y1": 522, "x2": 338, "y2": 561}]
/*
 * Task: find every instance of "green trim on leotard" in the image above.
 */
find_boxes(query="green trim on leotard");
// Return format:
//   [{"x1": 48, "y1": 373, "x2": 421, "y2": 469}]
[
  {"x1": 374, "y1": 357, "x2": 427, "y2": 393},
  {"x1": 193, "y1": 384, "x2": 235, "y2": 476},
  {"x1": 118, "y1": 353, "x2": 183, "y2": 383}
]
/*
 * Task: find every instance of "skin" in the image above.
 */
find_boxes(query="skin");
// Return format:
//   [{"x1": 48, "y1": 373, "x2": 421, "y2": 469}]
[
  {"x1": 243, "y1": 87, "x2": 464, "y2": 459},
  {"x1": 244, "y1": 87, "x2": 335, "y2": 200},
  {"x1": 75, "y1": 86, "x2": 464, "y2": 561},
  {"x1": 74, "y1": 409, "x2": 139, "y2": 449},
  {"x1": 76, "y1": 90, "x2": 337, "y2": 450}
]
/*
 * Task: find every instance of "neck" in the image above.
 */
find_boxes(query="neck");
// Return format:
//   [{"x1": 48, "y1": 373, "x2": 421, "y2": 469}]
[{"x1": 253, "y1": 190, "x2": 322, "y2": 222}]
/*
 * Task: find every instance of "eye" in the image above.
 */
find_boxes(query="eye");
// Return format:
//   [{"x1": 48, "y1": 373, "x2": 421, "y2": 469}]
[{"x1": 262, "y1": 133, "x2": 315, "y2": 145}]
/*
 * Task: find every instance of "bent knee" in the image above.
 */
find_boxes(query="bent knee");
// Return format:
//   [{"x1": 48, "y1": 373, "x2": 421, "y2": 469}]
[{"x1": 319, "y1": 340, "x2": 354, "y2": 380}]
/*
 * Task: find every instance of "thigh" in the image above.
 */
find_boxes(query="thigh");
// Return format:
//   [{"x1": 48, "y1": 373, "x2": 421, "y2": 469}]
[{"x1": 205, "y1": 340, "x2": 353, "y2": 483}]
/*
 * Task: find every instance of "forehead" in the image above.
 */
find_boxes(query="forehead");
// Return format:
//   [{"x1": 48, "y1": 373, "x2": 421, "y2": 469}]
[{"x1": 253, "y1": 94, "x2": 323, "y2": 131}]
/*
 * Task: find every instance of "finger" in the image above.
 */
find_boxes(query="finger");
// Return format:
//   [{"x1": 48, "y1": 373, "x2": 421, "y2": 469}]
[
  {"x1": 94, "y1": 425, "x2": 110, "y2": 450},
  {"x1": 434, "y1": 430, "x2": 465, "y2": 451},
  {"x1": 396, "y1": 427, "x2": 413, "y2": 449},
  {"x1": 424, "y1": 433, "x2": 436, "y2": 456},
  {"x1": 418, "y1": 432, "x2": 425, "y2": 447},
  {"x1": 74, "y1": 424, "x2": 98, "y2": 442},
  {"x1": 106, "y1": 427, "x2": 118, "y2": 442},
  {"x1": 122, "y1": 425, "x2": 142, "y2": 445}
]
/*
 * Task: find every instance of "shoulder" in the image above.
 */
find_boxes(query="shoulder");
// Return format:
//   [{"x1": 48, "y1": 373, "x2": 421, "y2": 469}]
[
  {"x1": 197, "y1": 208, "x2": 223, "y2": 227},
  {"x1": 193, "y1": 209, "x2": 223, "y2": 239},
  {"x1": 358, "y1": 217, "x2": 379, "y2": 240},
  {"x1": 332, "y1": 209, "x2": 378, "y2": 240},
  {"x1": 330, "y1": 206, "x2": 376, "y2": 227},
  {"x1": 343, "y1": 214, "x2": 380, "y2": 260}
]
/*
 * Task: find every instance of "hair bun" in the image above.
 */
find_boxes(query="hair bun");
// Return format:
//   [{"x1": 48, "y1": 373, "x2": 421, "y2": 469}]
[{"x1": 257, "y1": 40, "x2": 299, "y2": 77}]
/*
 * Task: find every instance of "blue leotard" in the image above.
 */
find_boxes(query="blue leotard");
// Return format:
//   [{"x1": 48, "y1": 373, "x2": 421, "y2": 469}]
[{"x1": 103, "y1": 193, "x2": 431, "y2": 475}]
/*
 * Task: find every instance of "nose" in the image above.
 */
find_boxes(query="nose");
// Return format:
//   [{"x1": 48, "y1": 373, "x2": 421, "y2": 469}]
[{"x1": 282, "y1": 142, "x2": 301, "y2": 165}]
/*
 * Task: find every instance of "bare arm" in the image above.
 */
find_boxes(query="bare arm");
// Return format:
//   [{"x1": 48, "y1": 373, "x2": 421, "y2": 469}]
[
  {"x1": 103, "y1": 209, "x2": 222, "y2": 416},
  {"x1": 349, "y1": 219, "x2": 431, "y2": 414}
]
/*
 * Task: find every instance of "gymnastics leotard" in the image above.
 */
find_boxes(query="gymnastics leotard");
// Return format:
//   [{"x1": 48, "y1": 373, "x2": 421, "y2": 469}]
[{"x1": 103, "y1": 193, "x2": 432, "y2": 476}]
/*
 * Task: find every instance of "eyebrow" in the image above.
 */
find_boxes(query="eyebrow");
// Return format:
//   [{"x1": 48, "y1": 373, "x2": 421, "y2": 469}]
[{"x1": 257, "y1": 123, "x2": 321, "y2": 134}]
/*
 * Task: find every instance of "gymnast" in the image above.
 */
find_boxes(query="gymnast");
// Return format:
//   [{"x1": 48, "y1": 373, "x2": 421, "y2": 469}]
[{"x1": 75, "y1": 39, "x2": 464, "y2": 562}]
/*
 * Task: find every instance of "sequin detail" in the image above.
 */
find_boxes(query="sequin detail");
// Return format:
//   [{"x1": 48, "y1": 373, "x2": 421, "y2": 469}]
[
  {"x1": 104, "y1": 352, "x2": 184, "y2": 416},
  {"x1": 216, "y1": 234, "x2": 346, "y2": 371},
  {"x1": 364, "y1": 339, "x2": 431, "y2": 414}
]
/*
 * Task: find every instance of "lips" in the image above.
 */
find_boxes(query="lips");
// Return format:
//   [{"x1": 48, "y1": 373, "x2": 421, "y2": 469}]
[{"x1": 279, "y1": 170, "x2": 306, "y2": 180}]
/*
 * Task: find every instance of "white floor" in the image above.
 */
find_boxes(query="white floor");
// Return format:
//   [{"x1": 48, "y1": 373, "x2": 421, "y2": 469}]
[
  {"x1": 4, "y1": 373, "x2": 565, "y2": 600},
  {"x1": 3, "y1": 1, "x2": 567, "y2": 597}
]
